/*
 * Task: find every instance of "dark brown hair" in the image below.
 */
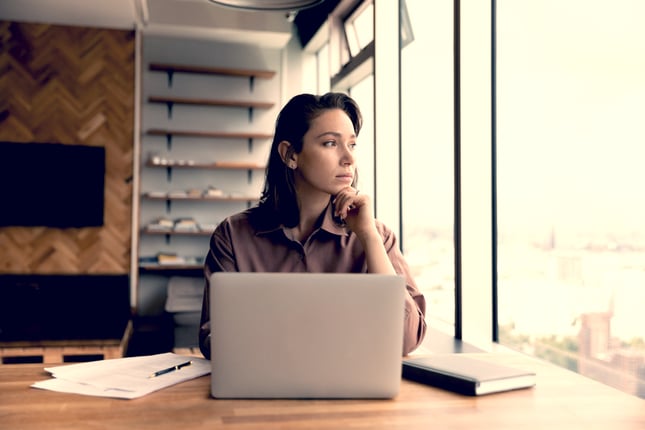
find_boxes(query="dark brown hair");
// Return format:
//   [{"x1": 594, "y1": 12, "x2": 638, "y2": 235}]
[{"x1": 259, "y1": 92, "x2": 363, "y2": 227}]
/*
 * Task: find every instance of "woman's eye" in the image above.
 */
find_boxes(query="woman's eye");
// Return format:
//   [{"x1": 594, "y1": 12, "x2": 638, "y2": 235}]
[{"x1": 323, "y1": 140, "x2": 336, "y2": 147}]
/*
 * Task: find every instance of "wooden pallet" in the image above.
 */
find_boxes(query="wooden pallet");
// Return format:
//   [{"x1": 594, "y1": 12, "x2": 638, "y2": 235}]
[{"x1": 0, "y1": 321, "x2": 132, "y2": 365}]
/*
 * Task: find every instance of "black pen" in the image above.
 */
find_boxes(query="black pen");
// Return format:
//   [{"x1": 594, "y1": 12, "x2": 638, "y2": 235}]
[{"x1": 148, "y1": 360, "x2": 192, "y2": 378}]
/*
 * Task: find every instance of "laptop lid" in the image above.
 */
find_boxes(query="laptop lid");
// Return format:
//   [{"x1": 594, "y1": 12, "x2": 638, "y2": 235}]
[{"x1": 209, "y1": 272, "x2": 405, "y2": 399}]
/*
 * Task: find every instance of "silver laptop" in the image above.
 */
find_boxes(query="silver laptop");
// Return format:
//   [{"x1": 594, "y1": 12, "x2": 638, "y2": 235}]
[{"x1": 209, "y1": 272, "x2": 406, "y2": 399}]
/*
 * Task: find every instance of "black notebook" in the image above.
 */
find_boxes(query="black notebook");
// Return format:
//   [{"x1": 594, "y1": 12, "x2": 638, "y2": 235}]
[{"x1": 402, "y1": 354, "x2": 536, "y2": 396}]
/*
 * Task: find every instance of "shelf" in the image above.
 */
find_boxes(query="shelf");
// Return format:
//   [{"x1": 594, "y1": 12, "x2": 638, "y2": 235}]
[
  {"x1": 146, "y1": 160, "x2": 265, "y2": 170},
  {"x1": 149, "y1": 62, "x2": 276, "y2": 90},
  {"x1": 146, "y1": 159, "x2": 264, "y2": 182},
  {"x1": 146, "y1": 129, "x2": 272, "y2": 140},
  {"x1": 148, "y1": 96, "x2": 274, "y2": 120},
  {"x1": 139, "y1": 263, "x2": 204, "y2": 276},
  {"x1": 148, "y1": 96, "x2": 274, "y2": 110},
  {"x1": 143, "y1": 194, "x2": 259, "y2": 202},
  {"x1": 143, "y1": 193, "x2": 259, "y2": 212},
  {"x1": 146, "y1": 128, "x2": 272, "y2": 150},
  {"x1": 149, "y1": 63, "x2": 276, "y2": 80},
  {"x1": 139, "y1": 54, "x2": 279, "y2": 287},
  {"x1": 141, "y1": 229, "x2": 212, "y2": 237}
]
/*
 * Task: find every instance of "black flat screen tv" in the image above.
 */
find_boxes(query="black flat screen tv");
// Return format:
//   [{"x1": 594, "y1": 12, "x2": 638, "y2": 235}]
[{"x1": 0, "y1": 141, "x2": 106, "y2": 228}]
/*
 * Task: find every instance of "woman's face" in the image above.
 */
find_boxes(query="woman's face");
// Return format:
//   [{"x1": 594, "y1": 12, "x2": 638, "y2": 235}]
[{"x1": 293, "y1": 108, "x2": 357, "y2": 198}]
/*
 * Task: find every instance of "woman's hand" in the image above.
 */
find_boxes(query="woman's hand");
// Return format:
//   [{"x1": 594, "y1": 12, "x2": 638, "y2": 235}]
[
  {"x1": 333, "y1": 187, "x2": 378, "y2": 238},
  {"x1": 333, "y1": 187, "x2": 395, "y2": 275}
]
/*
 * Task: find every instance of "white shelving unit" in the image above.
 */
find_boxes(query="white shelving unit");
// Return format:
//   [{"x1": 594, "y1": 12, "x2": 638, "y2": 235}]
[{"x1": 137, "y1": 35, "x2": 282, "y2": 322}]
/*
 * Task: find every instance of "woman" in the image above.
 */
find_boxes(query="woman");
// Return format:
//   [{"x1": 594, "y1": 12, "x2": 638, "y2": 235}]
[{"x1": 199, "y1": 92, "x2": 426, "y2": 358}]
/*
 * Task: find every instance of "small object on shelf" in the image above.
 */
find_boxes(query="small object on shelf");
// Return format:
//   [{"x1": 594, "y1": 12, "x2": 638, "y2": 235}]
[
  {"x1": 146, "y1": 158, "x2": 264, "y2": 170},
  {"x1": 150, "y1": 153, "x2": 162, "y2": 164},
  {"x1": 149, "y1": 154, "x2": 170, "y2": 165},
  {"x1": 176, "y1": 159, "x2": 196, "y2": 166},
  {"x1": 203, "y1": 186, "x2": 224, "y2": 197},
  {"x1": 173, "y1": 217, "x2": 199, "y2": 232},
  {"x1": 139, "y1": 255, "x2": 204, "y2": 268},
  {"x1": 199, "y1": 223, "x2": 217, "y2": 233},
  {"x1": 212, "y1": 161, "x2": 264, "y2": 169},
  {"x1": 139, "y1": 255, "x2": 158, "y2": 264},
  {"x1": 146, "y1": 191, "x2": 168, "y2": 198},
  {"x1": 168, "y1": 190, "x2": 188, "y2": 198},
  {"x1": 146, "y1": 217, "x2": 174, "y2": 232},
  {"x1": 157, "y1": 252, "x2": 186, "y2": 265},
  {"x1": 183, "y1": 256, "x2": 204, "y2": 265},
  {"x1": 186, "y1": 189, "x2": 203, "y2": 198}
]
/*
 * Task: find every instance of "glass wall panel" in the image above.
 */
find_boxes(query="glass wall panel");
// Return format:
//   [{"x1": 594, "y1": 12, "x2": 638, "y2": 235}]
[
  {"x1": 349, "y1": 75, "x2": 375, "y2": 200},
  {"x1": 497, "y1": 0, "x2": 645, "y2": 398},
  {"x1": 344, "y1": 2, "x2": 374, "y2": 57},
  {"x1": 401, "y1": 0, "x2": 455, "y2": 331},
  {"x1": 317, "y1": 43, "x2": 330, "y2": 94}
]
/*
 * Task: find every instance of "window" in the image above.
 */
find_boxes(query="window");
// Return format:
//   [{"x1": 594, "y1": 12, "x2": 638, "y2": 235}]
[
  {"x1": 343, "y1": 1, "x2": 373, "y2": 57},
  {"x1": 328, "y1": 1, "x2": 376, "y2": 204},
  {"x1": 330, "y1": 0, "x2": 374, "y2": 91},
  {"x1": 401, "y1": 0, "x2": 455, "y2": 332},
  {"x1": 497, "y1": 0, "x2": 645, "y2": 398},
  {"x1": 316, "y1": 43, "x2": 330, "y2": 94},
  {"x1": 347, "y1": 74, "x2": 375, "y2": 200}
]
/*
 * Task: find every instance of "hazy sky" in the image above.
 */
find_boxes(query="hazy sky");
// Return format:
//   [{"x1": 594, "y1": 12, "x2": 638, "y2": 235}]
[
  {"x1": 401, "y1": 0, "x2": 645, "y2": 237},
  {"x1": 496, "y1": 0, "x2": 645, "y2": 235}
]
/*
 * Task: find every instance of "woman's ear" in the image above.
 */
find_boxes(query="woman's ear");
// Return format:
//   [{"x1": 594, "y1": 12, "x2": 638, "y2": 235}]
[{"x1": 278, "y1": 141, "x2": 297, "y2": 169}]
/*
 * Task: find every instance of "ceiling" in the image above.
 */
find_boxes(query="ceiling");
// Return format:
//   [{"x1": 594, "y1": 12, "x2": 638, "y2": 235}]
[{"x1": 0, "y1": 0, "x2": 298, "y2": 48}]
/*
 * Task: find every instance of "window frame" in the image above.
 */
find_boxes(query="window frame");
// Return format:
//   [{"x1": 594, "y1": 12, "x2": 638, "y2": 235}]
[{"x1": 305, "y1": 0, "x2": 499, "y2": 347}]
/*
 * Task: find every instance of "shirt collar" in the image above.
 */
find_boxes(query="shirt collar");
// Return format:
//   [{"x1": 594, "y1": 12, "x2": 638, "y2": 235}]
[
  {"x1": 320, "y1": 203, "x2": 349, "y2": 236},
  {"x1": 255, "y1": 202, "x2": 349, "y2": 237}
]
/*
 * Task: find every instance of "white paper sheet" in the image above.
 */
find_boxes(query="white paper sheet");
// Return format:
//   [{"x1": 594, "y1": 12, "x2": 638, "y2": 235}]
[{"x1": 31, "y1": 352, "x2": 211, "y2": 399}]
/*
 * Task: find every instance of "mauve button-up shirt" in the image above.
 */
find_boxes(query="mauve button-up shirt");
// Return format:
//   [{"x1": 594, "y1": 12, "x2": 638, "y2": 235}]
[{"x1": 199, "y1": 203, "x2": 427, "y2": 358}]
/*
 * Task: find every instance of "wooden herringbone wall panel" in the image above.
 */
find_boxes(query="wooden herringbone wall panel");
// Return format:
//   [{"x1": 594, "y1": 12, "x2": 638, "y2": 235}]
[{"x1": 0, "y1": 22, "x2": 134, "y2": 274}]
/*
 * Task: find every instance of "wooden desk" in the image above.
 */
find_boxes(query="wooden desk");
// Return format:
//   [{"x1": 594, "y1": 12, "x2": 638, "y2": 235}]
[{"x1": 1, "y1": 353, "x2": 643, "y2": 430}]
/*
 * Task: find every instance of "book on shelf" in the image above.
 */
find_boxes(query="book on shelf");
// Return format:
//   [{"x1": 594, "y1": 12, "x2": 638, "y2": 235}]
[
  {"x1": 402, "y1": 354, "x2": 536, "y2": 396},
  {"x1": 199, "y1": 223, "x2": 217, "y2": 233},
  {"x1": 173, "y1": 217, "x2": 199, "y2": 232},
  {"x1": 148, "y1": 154, "x2": 168, "y2": 165},
  {"x1": 146, "y1": 218, "x2": 174, "y2": 232},
  {"x1": 139, "y1": 255, "x2": 204, "y2": 267},
  {"x1": 203, "y1": 186, "x2": 224, "y2": 197},
  {"x1": 174, "y1": 159, "x2": 195, "y2": 166},
  {"x1": 139, "y1": 256, "x2": 158, "y2": 265},
  {"x1": 146, "y1": 191, "x2": 167, "y2": 198},
  {"x1": 147, "y1": 156, "x2": 195, "y2": 167},
  {"x1": 156, "y1": 252, "x2": 186, "y2": 265},
  {"x1": 186, "y1": 188, "x2": 203, "y2": 198},
  {"x1": 168, "y1": 190, "x2": 188, "y2": 198}
]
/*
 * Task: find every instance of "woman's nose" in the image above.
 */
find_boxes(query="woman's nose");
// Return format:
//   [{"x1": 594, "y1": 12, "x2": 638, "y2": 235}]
[{"x1": 340, "y1": 144, "x2": 355, "y2": 164}]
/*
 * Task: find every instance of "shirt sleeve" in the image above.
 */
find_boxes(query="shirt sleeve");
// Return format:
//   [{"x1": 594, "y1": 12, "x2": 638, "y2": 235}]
[
  {"x1": 378, "y1": 223, "x2": 428, "y2": 355},
  {"x1": 199, "y1": 214, "x2": 428, "y2": 359},
  {"x1": 199, "y1": 220, "x2": 237, "y2": 359}
]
